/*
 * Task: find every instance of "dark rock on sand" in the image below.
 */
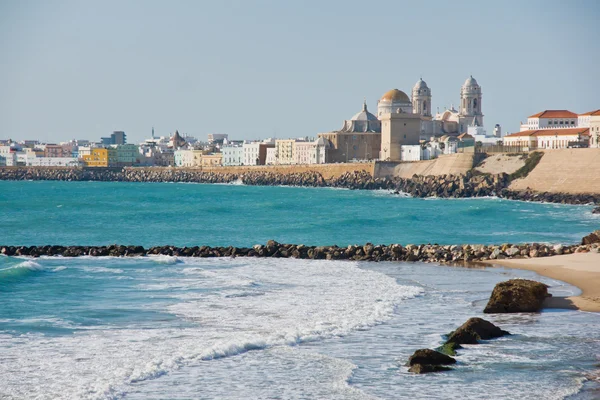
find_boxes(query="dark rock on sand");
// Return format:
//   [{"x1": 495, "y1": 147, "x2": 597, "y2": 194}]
[{"x1": 484, "y1": 279, "x2": 550, "y2": 313}]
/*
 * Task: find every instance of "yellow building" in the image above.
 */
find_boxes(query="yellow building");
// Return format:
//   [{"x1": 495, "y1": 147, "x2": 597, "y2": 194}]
[
  {"x1": 200, "y1": 153, "x2": 222, "y2": 166},
  {"x1": 82, "y1": 148, "x2": 117, "y2": 167},
  {"x1": 275, "y1": 139, "x2": 296, "y2": 164}
]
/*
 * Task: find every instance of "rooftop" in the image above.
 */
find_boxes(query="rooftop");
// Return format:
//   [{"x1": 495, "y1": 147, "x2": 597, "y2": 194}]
[
  {"x1": 505, "y1": 127, "x2": 590, "y2": 138},
  {"x1": 528, "y1": 110, "x2": 578, "y2": 119}
]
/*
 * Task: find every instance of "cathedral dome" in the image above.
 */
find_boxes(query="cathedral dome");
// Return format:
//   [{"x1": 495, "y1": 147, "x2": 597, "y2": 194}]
[
  {"x1": 350, "y1": 101, "x2": 378, "y2": 121},
  {"x1": 413, "y1": 78, "x2": 429, "y2": 90},
  {"x1": 463, "y1": 75, "x2": 478, "y2": 87},
  {"x1": 380, "y1": 89, "x2": 411, "y2": 103}
]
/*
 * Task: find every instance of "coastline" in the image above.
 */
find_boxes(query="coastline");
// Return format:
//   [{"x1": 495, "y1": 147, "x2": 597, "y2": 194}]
[{"x1": 485, "y1": 252, "x2": 600, "y2": 312}]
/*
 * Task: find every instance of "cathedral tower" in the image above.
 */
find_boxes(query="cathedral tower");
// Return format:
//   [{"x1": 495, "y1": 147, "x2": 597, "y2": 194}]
[
  {"x1": 412, "y1": 78, "x2": 432, "y2": 117},
  {"x1": 459, "y1": 76, "x2": 483, "y2": 127}
]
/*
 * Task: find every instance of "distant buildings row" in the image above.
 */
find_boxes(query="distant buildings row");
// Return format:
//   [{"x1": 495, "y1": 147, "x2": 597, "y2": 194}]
[{"x1": 2, "y1": 77, "x2": 598, "y2": 167}]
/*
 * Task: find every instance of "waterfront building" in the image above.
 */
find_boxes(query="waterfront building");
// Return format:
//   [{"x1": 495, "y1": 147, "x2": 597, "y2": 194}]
[
  {"x1": 27, "y1": 157, "x2": 80, "y2": 167},
  {"x1": 520, "y1": 110, "x2": 578, "y2": 131},
  {"x1": 222, "y1": 145, "x2": 244, "y2": 166},
  {"x1": 43, "y1": 144, "x2": 67, "y2": 158},
  {"x1": 318, "y1": 101, "x2": 381, "y2": 163},
  {"x1": 174, "y1": 149, "x2": 203, "y2": 167},
  {"x1": 200, "y1": 153, "x2": 222, "y2": 166},
  {"x1": 274, "y1": 139, "x2": 298, "y2": 165},
  {"x1": 503, "y1": 127, "x2": 590, "y2": 149},
  {"x1": 265, "y1": 147, "x2": 276, "y2": 165},
  {"x1": 242, "y1": 142, "x2": 274, "y2": 165},
  {"x1": 243, "y1": 142, "x2": 262, "y2": 166},
  {"x1": 112, "y1": 144, "x2": 140, "y2": 166},
  {"x1": 294, "y1": 138, "x2": 330, "y2": 164},
  {"x1": 82, "y1": 148, "x2": 117, "y2": 167}
]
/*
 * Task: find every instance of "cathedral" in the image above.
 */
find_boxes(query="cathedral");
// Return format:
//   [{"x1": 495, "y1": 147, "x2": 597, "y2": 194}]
[
  {"x1": 318, "y1": 76, "x2": 484, "y2": 161},
  {"x1": 377, "y1": 76, "x2": 484, "y2": 137}
]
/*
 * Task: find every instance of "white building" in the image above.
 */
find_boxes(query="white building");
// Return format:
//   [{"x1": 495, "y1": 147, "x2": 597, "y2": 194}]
[
  {"x1": 174, "y1": 149, "x2": 202, "y2": 167},
  {"x1": 400, "y1": 145, "x2": 422, "y2": 161},
  {"x1": 294, "y1": 138, "x2": 329, "y2": 164},
  {"x1": 265, "y1": 147, "x2": 276, "y2": 165},
  {"x1": 222, "y1": 145, "x2": 244, "y2": 166},
  {"x1": 27, "y1": 157, "x2": 80, "y2": 167},
  {"x1": 243, "y1": 142, "x2": 262, "y2": 166},
  {"x1": 504, "y1": 127, "x2": 590, "y2": 149},
  {"x1": 520, "y1": 110, "x2": 578, "y2": 131}
]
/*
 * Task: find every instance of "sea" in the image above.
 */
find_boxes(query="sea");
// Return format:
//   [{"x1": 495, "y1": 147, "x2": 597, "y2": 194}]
[{"x1": 1, "y1": 180, "x2": 599, "y2": 400}]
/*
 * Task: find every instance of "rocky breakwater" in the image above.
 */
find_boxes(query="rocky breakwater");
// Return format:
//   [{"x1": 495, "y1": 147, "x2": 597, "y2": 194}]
[
  {"x1": 123, "y1": 168, "x2": 238, "y2": 184},
  {"x1": 3, "y1": 237, "x2": 599, "y2": 262},
  {"x1": 0, "y1": 167, "x2": 125, "y2": 181}
]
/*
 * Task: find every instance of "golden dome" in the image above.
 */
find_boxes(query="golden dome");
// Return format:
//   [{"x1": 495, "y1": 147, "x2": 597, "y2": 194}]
[{"x1": 380, "y1": 89, "x2": 410, "y2": 103}]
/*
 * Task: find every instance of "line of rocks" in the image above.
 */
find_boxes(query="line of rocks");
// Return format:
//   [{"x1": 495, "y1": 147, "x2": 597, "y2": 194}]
[
  {"x1": 2, "y1": 167, "x2": 600, "y2": 206},
  {"x1": 406, "y1": 280, "x2": 550, "y2": 374},
  {"x1": 2, "y1": 238, "x2": 599, "y2": 260}
]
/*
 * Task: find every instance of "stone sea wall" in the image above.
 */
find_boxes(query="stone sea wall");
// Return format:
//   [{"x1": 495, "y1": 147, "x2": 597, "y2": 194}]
[
  {"x1": 2, "y1": 239, "x2": 598, "y2": 262},
  {"x1": 1, "y1": 167, "x2": 600, "y2": 205}
]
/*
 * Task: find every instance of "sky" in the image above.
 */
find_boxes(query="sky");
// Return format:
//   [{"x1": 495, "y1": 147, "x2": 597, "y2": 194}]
[{"x1": 1, "y1": 0, "x2": 599, "y2": 144}]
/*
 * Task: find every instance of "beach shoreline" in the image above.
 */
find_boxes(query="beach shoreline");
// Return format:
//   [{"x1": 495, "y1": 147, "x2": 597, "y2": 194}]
[{"x1": 484, "y1": 252, "x2": 600, "y2": 312}]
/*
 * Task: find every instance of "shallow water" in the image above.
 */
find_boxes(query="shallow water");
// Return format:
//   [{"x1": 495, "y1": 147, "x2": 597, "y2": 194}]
[
  {"x1": 1, "y1": 256, "x2": 598, "y2": 400},
  {"x1": 0, "y1": 181, "x2": 598, "y2": 246}
]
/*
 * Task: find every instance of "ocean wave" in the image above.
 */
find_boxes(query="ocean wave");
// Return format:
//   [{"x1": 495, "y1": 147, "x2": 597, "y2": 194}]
[
  {"x1": 148, "y1": 255, "x2": 181, "y2": 265},
  {"x1": 0, "y1": 260, "x2": 45, "y2": 280},
  {"x1": 80, "y1": 266, "x2": 124, "y2": 274}
]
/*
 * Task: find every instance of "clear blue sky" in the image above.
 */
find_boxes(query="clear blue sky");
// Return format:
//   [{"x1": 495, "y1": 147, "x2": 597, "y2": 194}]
[{"x1": 1, "y1": 0, "x2": 598, "y2": 144}]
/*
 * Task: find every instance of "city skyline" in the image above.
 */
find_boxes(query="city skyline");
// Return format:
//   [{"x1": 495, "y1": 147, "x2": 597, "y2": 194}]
[{"x1": 1, "y1": 0, "x2": 599, "y2": 144}]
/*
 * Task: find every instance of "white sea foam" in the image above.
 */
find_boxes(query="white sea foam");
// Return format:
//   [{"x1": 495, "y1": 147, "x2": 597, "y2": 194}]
[
  {"x1": 0, "y1": 257, "x2": 421, "y2": 400},
  {"x1": 52, "y1": 266, "x2": 67, "y2": 272},
  {"x1": 12, "y1": 260, "x2": 44, "y2": 271},
  {"x1": 148, "y1": 255, "x2": 180, "y2": 265},
  {"x1": 80, "y1": 266, "x2": 124, "y2": 274}
]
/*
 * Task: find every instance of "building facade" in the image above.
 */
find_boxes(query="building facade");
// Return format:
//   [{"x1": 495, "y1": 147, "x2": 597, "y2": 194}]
[
  {"x1": 82, "y1": 148, "x2": 117, "y2": 167},
  {"x1": 503, "y1": 127, "x2": 590, "y2": 149},
  {"x1": 222, "y1": 145, "x2": 244, "y2": 166}
]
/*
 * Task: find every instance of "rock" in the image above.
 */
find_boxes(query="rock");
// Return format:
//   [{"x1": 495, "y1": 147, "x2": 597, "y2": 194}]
[
  {"x1": 484, "y1": 279, "x2": 550, "y2": 313},
  {"x1": 407, "y1": 349, "x2": 456, "y2": 367},
  {"x1": 446, "y1": 317, "x2": 509, "y2": 345},
  {"x1": 582, "y1": 230, "x2": 600, "y2": 245},
  {"x1": 592, "y1": 207, "x2": 600, "y2": 214},
  {"x1": 408, "y1": 364, "x2": 453, "y2": 374}
]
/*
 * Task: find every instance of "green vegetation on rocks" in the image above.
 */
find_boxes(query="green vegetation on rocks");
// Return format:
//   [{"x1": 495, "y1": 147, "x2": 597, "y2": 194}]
[{"x1": 509, "y1": 151, "x2": 544, "y2": 181}]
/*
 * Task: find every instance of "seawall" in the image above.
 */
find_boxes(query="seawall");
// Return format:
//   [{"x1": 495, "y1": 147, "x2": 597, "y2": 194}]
[
  {"x1": 374, "y1": 153, "x2": 475, "y2": 178},
  {"x1": 509, "y1": 149, "x2": 600, "y2": 194}
]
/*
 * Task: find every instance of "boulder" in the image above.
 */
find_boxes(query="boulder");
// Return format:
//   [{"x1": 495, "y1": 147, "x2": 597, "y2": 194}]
[
  {"x1": 407, "y1": 349, "x2": 456, "y2": 367},
  {"x1": 484, "y1": 279, "x2": 550, "y2": 313},
  {"x1": 446, "y1": 317, "x2": 509, "y2": 345},
  {"x1": 592, "y1": 207, "x2": 600, "y2": 214},
  {"x1": 582, "y1": 230, "x2": 600, "y2": 245}
]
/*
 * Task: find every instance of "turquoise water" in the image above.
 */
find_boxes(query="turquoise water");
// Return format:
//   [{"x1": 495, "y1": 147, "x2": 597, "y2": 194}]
[
  {"x1": 1, "y1": 181, "x2": 600, "y2": 399},
  {"x1": 0, "y1": 181, "x2": 597, "y2": 246}
]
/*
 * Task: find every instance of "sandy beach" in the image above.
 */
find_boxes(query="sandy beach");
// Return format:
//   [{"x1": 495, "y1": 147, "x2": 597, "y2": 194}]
[{"x1": 487, "y1": 251, "x2": 600, "y2": 312}]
